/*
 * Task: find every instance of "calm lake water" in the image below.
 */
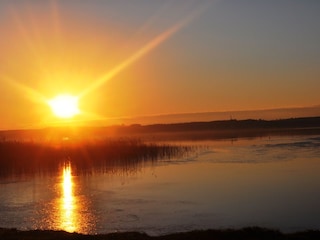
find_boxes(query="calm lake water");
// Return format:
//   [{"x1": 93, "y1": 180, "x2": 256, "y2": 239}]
[{"x1": 1, "y1": 135, "x2": 320, "y2": 235}]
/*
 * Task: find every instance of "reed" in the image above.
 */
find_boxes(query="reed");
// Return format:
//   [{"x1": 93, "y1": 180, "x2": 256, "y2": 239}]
[{"x1": 0, "y1": 138, "x2": 195, "y2": 177}]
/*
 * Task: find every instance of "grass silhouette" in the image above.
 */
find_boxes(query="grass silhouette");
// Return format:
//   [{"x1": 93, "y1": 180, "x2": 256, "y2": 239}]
[{"x1": 0, "y1": 138, "x2": 195, "y2": 177}]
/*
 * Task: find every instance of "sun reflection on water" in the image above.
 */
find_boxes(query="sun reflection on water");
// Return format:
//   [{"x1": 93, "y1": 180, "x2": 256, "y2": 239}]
[
  {"x1": 60, "y1": 162, "x2": 76, "y2": 232},
  {"x1": 45, "y1": 162, "x2": 96, "y2": 234}
]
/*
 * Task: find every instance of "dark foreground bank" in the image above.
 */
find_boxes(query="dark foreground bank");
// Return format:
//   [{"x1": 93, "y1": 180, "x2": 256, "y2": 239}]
[{"x1": 1, "y1": 227, "x2": 320, "y2": 240}]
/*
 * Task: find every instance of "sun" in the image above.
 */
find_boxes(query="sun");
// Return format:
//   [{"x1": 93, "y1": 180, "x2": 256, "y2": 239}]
[{"x1": 48, "y1": 94, "x2": 80, "y2": 119}]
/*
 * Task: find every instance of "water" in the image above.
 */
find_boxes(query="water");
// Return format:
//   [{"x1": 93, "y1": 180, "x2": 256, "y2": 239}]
[{"x1": 1, "y1": 135, "x2": 320, "y2": 235}]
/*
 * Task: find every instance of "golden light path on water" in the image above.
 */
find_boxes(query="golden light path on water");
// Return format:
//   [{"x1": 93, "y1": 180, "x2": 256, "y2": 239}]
[
  {"x1": 45, "y1": 162, "x2": 95, "y2": 234},
  {"x1": 60, "y1": 163, "x2": 76, "y2": 232}
]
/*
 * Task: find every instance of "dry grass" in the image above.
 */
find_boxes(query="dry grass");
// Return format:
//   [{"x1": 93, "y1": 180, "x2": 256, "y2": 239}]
[{"x1": 0, "y1": 138, "x2": 195, "y2": 177}]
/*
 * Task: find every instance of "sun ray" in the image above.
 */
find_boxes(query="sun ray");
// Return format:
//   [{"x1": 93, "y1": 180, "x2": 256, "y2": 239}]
[
  {"x1": 8, "y1": 5, "x2": 47, "y2": 75},
  {"x1": 9, "y1": 7, "x2": 37, "y2": 55},
  {"x1": 75, "y1": 110, "x2": 106, "y2": 122},
  {"x1": 79, "y1": 3, "x2": 210, "y2": 98},
  {"x1": 129, "y1": 2, "x2": 173, "y2": 41},
  {"x1": 2, "y1": 75, "x2": 48, "y2": 104}
]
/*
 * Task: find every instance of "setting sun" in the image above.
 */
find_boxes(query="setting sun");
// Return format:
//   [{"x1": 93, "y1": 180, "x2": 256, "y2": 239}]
[{"x1": 48, "y1": 94, "x2": 80, "y2": 119}]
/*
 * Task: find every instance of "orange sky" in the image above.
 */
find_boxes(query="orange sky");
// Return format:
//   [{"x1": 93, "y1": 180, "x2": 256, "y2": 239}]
[{"x1": 1, "y1": 0, "x2": 320, "y2": 130}]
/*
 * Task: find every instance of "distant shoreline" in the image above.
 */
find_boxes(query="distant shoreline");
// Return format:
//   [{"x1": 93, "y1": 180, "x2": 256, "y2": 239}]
[
  {"x1": 1, "y1": 116, "x2": 320, "y2": 141},
  {"x1": 1, "y1": 227, "x2": 320, "y2": 240}
]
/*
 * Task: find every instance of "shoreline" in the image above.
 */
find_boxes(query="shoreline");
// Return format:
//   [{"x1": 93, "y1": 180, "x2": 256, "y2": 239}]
[
  {"x1": 1, "y1": 116, "x2": 320, "y2": 142},
  {"x1": 1, "y1": 227, "x2": 320, "y2": 240}
]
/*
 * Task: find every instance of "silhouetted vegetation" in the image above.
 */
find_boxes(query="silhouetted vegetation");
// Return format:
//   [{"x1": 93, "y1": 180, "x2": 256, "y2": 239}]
[
  {"x1": 1, "y1": 117, "x2": 320, "y2": 142},
  {"x1": 115, "y1": 116, "x2": 320, "y2": 140},
  {"x1": 1, "y1": 227, "x2": 320, "y2": 240},
  {"x1": 1, "y1": 116, "x2": 320, "y2": 176},
  {"x1": 0, "y1": 139, "x2": 195, "y2": 177}
]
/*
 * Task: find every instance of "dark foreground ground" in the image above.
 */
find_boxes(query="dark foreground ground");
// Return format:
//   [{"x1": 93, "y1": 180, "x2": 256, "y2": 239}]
[{"x1": 1, "y1": 227, "x2": 320, "y2": 240}]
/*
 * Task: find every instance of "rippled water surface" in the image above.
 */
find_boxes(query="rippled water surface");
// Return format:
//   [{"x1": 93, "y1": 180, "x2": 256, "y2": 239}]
[{"x1": 1, "y1": 135, "x2": 320, "y2": 235}]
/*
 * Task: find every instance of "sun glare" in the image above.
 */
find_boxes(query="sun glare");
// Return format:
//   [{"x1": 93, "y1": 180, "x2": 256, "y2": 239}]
[{"x1": 48, "y1": 94, "x2": 80, "y2": 119}]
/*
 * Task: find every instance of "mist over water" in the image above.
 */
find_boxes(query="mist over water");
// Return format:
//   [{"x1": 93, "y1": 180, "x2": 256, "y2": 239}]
[{"x1": 0, "y1": 136, "x2": 320, "y2": 235}]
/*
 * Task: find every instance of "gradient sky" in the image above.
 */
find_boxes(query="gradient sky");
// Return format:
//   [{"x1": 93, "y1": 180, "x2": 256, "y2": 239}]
[{"x1": 1, "y1": 0, "x2": 320, "y2": 129}]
